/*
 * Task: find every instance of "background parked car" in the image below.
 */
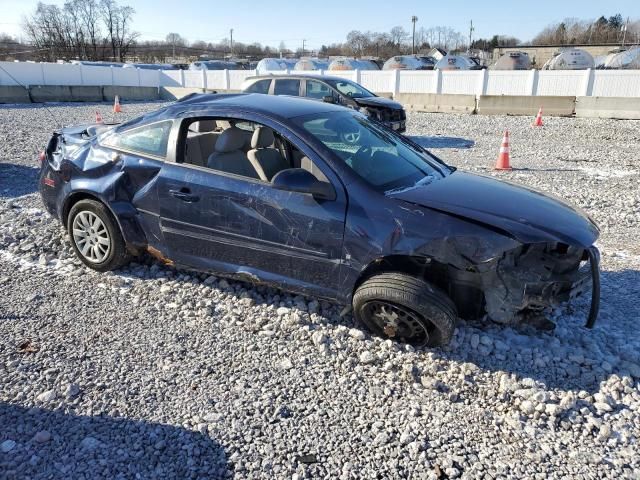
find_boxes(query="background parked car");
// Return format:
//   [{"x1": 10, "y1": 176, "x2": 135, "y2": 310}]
[{"x1": 241, "y1": 74, "x2": 406, "y2": 132}]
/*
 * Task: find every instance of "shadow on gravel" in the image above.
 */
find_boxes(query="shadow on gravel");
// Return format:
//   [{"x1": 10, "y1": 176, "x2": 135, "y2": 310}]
[
  {"x1": 0, "y1": 402, "x2": 229, "y2": 479},
  {"x1": 112, "y1": 258, "x2": 637, "y2": 398},
  {"x1": 515, "y1": 167, "x2": 581, "y2": 173},
  {"x1": 440, "y1": 268, "x2": 640, "y2": 395},
  {"x1": 0, "y1": 163, "x2": 39, "y2": 198},
  {"x1": 0, "y1": 101, "x2": 166, "y2": 111},
  {"x1": 407, "y1": 135, "x2": 475, "y2": 149}
]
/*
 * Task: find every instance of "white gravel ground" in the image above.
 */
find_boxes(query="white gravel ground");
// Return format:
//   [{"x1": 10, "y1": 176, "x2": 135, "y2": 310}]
[{"x1": 0, "y1": 101, "x2": 639, "y2": 479}]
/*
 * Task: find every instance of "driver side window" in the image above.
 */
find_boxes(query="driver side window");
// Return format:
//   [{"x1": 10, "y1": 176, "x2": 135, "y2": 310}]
[
  {"x1": 305, "y1": 80, "x2": 332, "y2": 100},
  {"x1": 180, "y1": 117, "x2": 330, "y2": 184}
]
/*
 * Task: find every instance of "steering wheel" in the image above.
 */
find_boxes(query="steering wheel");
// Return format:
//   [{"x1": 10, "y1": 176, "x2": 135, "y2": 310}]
[
  {"x1": 349, "y1": 144, "x2": 372, "y2": 171},
  {"x1": 353, "y1": 144, "x2": 371, "y2": 158},
  {"x1": 340, "y1": 129, "x2": 362, "y2": 144}
]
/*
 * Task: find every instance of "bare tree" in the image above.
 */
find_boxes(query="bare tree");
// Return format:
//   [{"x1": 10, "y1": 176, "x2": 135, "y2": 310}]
[
  {"x1": 390, "y1": 26, "x2": 408, "y2": 49},
  {"x1": 100, "y1": 0, "x2": 137, "y2": 61},
  {"x1": 165, "y1": 32, "x2": 186, "y2": 58},
  {"x1": 78, "y1": 0, "x2": 102, "y2": 59},
  {"x1": 23, "y1": 3, "x2": 70, "y2": 60},
  {"x1": 346, "y1": 30, "x2": 369, "y2": 57}
]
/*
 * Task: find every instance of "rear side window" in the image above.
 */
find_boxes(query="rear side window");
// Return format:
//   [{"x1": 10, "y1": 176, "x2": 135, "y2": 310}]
[
  {"x1": 305, "y1": 80, "x2": 332, "y2": 99},
  {"x1": 103, "y1": 120, "x2": 173, "y2": 158},
  {"x1": 273, "y1": 79, "x2": 300, "y2": 96},
  {"x1": 245, "y1": 79, "x2": 271, "y2": 94}
]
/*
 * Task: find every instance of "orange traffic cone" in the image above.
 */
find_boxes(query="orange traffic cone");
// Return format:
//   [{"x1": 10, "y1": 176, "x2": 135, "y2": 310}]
[
  {"x1": 95, "y1": 110, "x2": 103, "y2": 124},
  {"x1": 533, "y1": 106, "x2": 543, "y2": 127},
  {"x1": 113, "y1": 95, "x2": 122, "y2": 113},
  {"x1": 495, "y1": 130, "x2": 512, "y2": 170}
]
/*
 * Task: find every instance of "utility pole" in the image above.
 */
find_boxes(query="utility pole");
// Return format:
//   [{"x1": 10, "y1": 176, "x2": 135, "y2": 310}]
[
  {"x1": 621, "y1": 17, "x2": 628, "y2": 48},
  {"x1": 302, "y1": 39, "x2": 306, "y2": 57},
  {"x1": 230, "y1": 28, "x2": 234, "y2": 57},
  {"x1": 411, "y1": 16, "x2": 418, "y2": 54},
  {"x1": 468, "y1": 20, "x2": 474, "y2": 53}
]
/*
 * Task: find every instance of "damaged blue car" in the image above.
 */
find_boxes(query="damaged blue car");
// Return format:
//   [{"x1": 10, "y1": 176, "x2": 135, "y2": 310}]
[{"x1": 38, "y1": 93, "x2": 601, "y2": 347}]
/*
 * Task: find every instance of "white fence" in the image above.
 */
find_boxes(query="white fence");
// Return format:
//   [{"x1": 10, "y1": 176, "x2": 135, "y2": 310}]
[{"x1": 1, "y1": 62, "x2": 640, "y2": 97}]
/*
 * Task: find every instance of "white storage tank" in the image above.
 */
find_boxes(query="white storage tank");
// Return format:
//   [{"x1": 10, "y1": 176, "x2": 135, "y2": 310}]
[
  {"x1": 294, "y1": 58, "x2": 330, "y2": 70},
  {"x1": 382, "y1": 55, "x2": 436, "y2": 70},
  {"x1": 255, "y1": 58, "x2": 299, "y2": 72},
  {"x1": 542, "y1": 49, "x2": 594, "y2": 70},
  {"x1": 434, "y1": 55, "x2": 481, "y2": 70},
  {"x1": 604, "y1": 47, "x2": 640, "y2": 69},
  {"x1": 491, "y1": 52, "x2": 531, "y2": 70},
  {"x1": 328, "y1": 58, "x2": 379, "y2": 71},
  {"x1": 189, "y1": 60, "x2": 240, "y2": 70}
]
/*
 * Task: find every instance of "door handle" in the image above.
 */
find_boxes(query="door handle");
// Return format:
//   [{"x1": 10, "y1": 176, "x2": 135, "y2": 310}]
[{"x1": 169, "y1": 188, "x2": 199, "y2": 203}]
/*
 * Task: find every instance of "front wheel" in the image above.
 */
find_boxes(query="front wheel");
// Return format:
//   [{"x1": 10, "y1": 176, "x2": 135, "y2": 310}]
[
  {"x1": 353, "y1": 272, "x2": 457, "y2": 348},
  {"x1": 67, "y1": 199, "x2": 130, "y2": 272}
]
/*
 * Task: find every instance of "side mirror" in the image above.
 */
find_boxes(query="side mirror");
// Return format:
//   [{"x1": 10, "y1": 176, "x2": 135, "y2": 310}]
[
  {"x1": 322, "y1": 95, "x2": 335, "y2": 104},
  {"x1": 271, "y1": 168, "x2": 335, "y2": 201}
]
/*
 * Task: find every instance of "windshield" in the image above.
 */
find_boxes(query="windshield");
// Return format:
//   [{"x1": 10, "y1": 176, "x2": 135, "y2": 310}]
[
  {"x1": 325, "y1": 79, "x2": 374, "y2": 98},
  {"x1": 294, "y1": 112, "x2": 449, "y2": 193}
]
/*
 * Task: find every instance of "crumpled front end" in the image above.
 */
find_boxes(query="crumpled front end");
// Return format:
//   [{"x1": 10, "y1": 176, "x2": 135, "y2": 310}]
[{"x1": 480, "y1": 242, "x2": 599, "y2": 326}]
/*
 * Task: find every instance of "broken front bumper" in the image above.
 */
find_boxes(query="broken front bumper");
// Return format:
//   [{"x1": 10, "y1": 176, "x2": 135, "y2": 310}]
[
  {"x1": 483, "y1": 244, "x2": 601, "y2": 327},
  {"x1": 585, "y1": 247, "x2": 600, "y2": 328}
]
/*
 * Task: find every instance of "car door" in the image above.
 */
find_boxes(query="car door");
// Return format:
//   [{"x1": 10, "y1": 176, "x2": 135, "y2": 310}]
[
  {"x1": 155, "y1": 112, "x2": 347, "y2": 299},
  {"x1": 272, "y1": 78, "x2": 302, "y2": 97}
]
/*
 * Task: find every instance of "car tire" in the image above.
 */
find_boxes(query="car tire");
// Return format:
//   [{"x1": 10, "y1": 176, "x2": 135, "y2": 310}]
[
  {"x1": 353, "y1": 272, "x2": 457, "y2": 348},
  {"x1": 67, "y1": 199, "x2": 130, "y2": 272}
]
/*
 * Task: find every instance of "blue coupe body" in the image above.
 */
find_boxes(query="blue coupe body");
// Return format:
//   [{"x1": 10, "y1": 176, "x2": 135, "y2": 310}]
[{"x1": 38, "y1": 93, "x2": 600, "y2": 334}]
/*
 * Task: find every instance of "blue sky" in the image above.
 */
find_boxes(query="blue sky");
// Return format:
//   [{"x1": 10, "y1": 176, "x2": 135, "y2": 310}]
[{"x1": 0, "y1": 0, "x2": 636, "y2": 48}]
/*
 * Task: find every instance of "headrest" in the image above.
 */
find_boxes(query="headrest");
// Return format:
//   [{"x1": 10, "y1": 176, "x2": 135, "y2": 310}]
[
  {"x1": 215, "y1": 127, "x2": 245, "y2": 153},
  {"x1": 251, "y1": 126, "x2": 275, "y2": 149},
  {"x1": 190, "y1": 120, "x2": 217, "y2": 133}
]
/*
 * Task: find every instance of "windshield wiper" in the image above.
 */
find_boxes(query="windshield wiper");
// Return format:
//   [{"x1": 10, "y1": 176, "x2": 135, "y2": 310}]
[{"x1": 385, "y1": 175, "x2": 435, "y2": 195}]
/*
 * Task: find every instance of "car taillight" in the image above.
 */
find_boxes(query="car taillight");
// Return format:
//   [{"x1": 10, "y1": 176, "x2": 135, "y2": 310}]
[{"x1": 39, "y1": 151, "x2": 46, "y2": 164}]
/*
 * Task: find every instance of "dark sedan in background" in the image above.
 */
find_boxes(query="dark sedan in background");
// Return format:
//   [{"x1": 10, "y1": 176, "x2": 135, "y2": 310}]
[
  {"x1": 241, "y1": 74, "x2": 407, "y2": 132},
  {"x1": 38, "y1": 93, "x2": 600, "y2": 347}
]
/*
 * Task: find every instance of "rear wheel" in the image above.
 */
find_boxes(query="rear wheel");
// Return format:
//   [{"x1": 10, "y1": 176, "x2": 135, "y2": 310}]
[
  {"x1": 67, "y1": 199, "x2": 130, "y2": 272},
  {"x1": 353, "y1": 272, "x2": 457, "y2": 348}
]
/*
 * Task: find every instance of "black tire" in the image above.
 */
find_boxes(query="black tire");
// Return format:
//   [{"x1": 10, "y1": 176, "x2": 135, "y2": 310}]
[
  {"x1": 353, "y1": 272, "x2": 457, "y2": 348},
  {"x1": 67, "y1": 199, "x2": 131, "y2": 272}
]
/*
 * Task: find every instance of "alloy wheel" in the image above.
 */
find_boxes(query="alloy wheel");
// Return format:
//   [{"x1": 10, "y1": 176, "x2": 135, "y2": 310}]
[{"x1": 72, "y1": 211, "x2": 111, "y2": 263}]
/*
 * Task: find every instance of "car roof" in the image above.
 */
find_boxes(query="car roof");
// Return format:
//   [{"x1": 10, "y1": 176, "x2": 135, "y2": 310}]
[
  {"x1": 165, "y1": 92, "x2": 346, "y2": 119},
  {"x1": 248, "y1": 74, "x2": 357, "y2": 84}
]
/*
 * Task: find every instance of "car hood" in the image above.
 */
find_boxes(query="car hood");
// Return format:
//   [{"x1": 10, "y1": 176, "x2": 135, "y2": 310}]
[
  {"x1": 353, "y1": 96, "x2": 403, "y2": 110},
  {"x1": 56, "y1": 123, "x2": 117, "y2": 143},
  {"x1": 388, "y1": 171, "x2": 599, "y2": 247}
]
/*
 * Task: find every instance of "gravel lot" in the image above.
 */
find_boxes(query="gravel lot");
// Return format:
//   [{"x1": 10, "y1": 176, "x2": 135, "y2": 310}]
[{"x1": 1, "y1": 101, "x2": 639, "y2": 479}]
